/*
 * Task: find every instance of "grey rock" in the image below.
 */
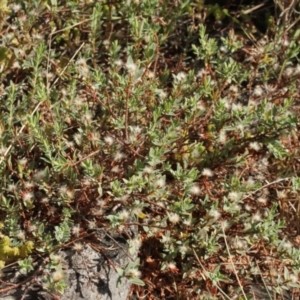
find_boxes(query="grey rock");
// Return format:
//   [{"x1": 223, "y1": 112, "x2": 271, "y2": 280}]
[{"x1": 0, "y1": 228, "x2": 137, "y2": 300}]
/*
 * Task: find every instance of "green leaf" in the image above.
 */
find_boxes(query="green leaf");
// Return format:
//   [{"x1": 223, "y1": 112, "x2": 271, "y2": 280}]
[{"x1": 129, "y1": 277, "x2": 145, "y2": 286}]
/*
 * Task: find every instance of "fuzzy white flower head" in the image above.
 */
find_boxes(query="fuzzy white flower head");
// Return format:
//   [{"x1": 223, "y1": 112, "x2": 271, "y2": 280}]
[
  {"x1": 228, "y1": 191, "x2": 240, "y2": 201},
  {"x1": 24, "y1": 181, "x2": 34, "y2": 189},
  {"x1": 59, "y1": 185, "x2": 68, "y2": 195},
  {"x1": 18, "y1": 158, "x2": 27, "y2": 165},
  {"x1": 104, "y1": 136, "x2": 114, "y2": 145},
  {"x1": 183, "y1": 217, "x2": 192, "y2": 226},
  {"x1": 127, "y1": 268, "x2": 141, "y2": 278},
  {"x1": 290, "y1": 274, "x2": 298, "y2": 283},
  {"x1": 190, "y1": 185, "x2": 201, "y2": 196},
  {"x1": 252, "y1": 212, "x2": 261, "y2": 222},
  {"x1": 249, "y1": 142, "x2": 261, "y2": 151},
  {"x1": 179, "y1": 245, "x2": 189, "y2": 254},
  {"x1": 11, "y1": 4, "x2": 22, "y2": 12},
  {"x1": 16, "y1": 230, "x2": 25, "y2": 241},
  {"x1": 196, "y1": 101, "x2": 206, "y2": 111},
  {"x1": 83, "y1": 112, "x2": 93, "y2": 124},
  {"x1": 209, "y1": 209, "x2": 221, "y2": 219},
  {"x1": 168, "y1": 213, "x2": 180, "y2": 224},
  {"x1": 0, "y1": 147, "x2": 8, "y2": 156},
  {"x1": 176, "y1": 71, "x2": 187, "y2": 81},
  {"x1": 167, "y1": 262, "x2": 177, "y2": 270},
  {"x1": 126, "y1": 61, "x2": 137, "y2": 74},
  {"x1": 130, "y1": 238, "x2": 142, "y2": 249},
  {"x1": 237, "y1": 124, "x2": 244, "y2": 132},
  {"x1": 218, "y1": 130, "x2": 227, "y2": 144},
  {"x1": 41, "y1": 197, "x2": 49, "y2": 204},
  {"x1": 196, "y1": 68, "x2": 207, "y2": 78},
  {"x1": 22, "y1": 192, "x2": 33, "y2": 202},
  {"x1": 154, "y1": 178, "x2": 165, "y2": 188},
  {"x1": 220, "y1": 220, "x2": 229, "y2": 230},
  {"x1": 114, "y1": 151, "x2": 124, "y2": 161},
  {"x1": 147, "y1": 71, "x2": 155, "y2": 79},
  {"x1": 52, "y1": 270, "x2": 64, "y2": 282},
  {"x1": 114, "y1": 59, "x2": 123, "y2": 67},
  {"x1": 229, "y1": 84, "x2": 239, "y2": 94},
  {"x1": 12, "y1": 61, "x2": 20, "y2": 69},
  {"x1": 295, "y1": 64, "x2": 300, "y2": 75},
  {"x1": 283, "y1": 66, "x2": 294, "y2": 78},
  {"x1": 245, "y1": 204, "x2": 252, "y2": 211},
  {"x1": 73, "y1": 243, "x2": 83, "y2": 252},
  {"x1": 111, "y1": 166, "x2": 120, "y2": 173},
  {"x1": 282, "y1": 241, "x2": 293, "y2": 250},
  {"x1": 202, "y1": 168, "x2": 214, "y2": 177},
  {"x1": 252, "y1": 85, "x2": 264, "y2": 97},
  {"x1": 119, "y1": 210, "x2": 130, "y2": 221},
  {"x1": 257, "y1": 197, "x2": 267, "y2": 205},
  {"x1": 245, "y1": 177, "x2": 255, "y2": 187},
  {"x1": 76, "y1": 58, "x2": 87, "y2": 66},
  {"x1": 143, "y1": 166, "x2": 153, "y2": 174},
  {"x1": 72, "y1": 225, "x2": 81, "y2": 237},
  {"x1": 131, "y1": 126, "x2": 142, "y2": 135},
  {"x1": 232, "y1": 103, "x2": 243, "y2": 111},
  {"x1": 34, "y1": 169, "x2": 47, "y2": 181},
  {"x1": 8, "y1": 184, "x2": 17, "y2": 192},
  {"x1": 66, "y1": 189, "x2": 74, "y2": 199},
  {"x1": 277, "y1": 190, "x2": 287, "y2": 199}
]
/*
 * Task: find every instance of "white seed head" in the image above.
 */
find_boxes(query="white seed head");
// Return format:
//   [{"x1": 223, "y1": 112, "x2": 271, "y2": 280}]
[
  {"x1": 18, "y1": 158, "x2": 28, "y2": 165},
  {"x1": 114, "y1": 59, "x2": 123, "y2": 67},
  {"x1": 111, "y1": 166, "x2": 120, "y2": 173},
  {"x1": 33, "y1": 169, "x2": 47, "y2": 181},
  {"x1": 283, "y1": 66, "x2": 294, "y2": 78},
  {"x1": 277, "y1": 190, "x2": 287, "y2": 199},
  {"x1": 290, "y1": 274, "x2": 298, "y2": 283},
  {"x1": 202, "y1": 168, "x2": 214, "y2": 177},
  {"x1": 252, "y1": 85, "x2": 264, "y2": 97},
  {"x1": 11, "y1": 4, "x2": 22, "y2": 12},
  {"x1": 72, "y1": 225, "x2": 81, "y2": 237},
  {"x1": 22, "y1": 192, "x2": 33, "y2": 202},
  {"x1": 220, "y1": 220, "x2": 229, "y2": 230},
  {"x1": 257, "y1": 197, "x2": 267, "y2": 204},
  {"x1": 183, "y1": 217, "x2": 192, "y2": 226},
  {"x1": 73, "y1": 243, "x2": 83, "y2": 252},
  {"x1": 7, "y1": 184, "x2": 17, "y2": 192},
  {"x1": 189, "y1": 185, "x2": 201, "y2": 196},
  {"x1": 209, "y1": 209, "x2": 221, "y2": 219},
  {"x1": 154, "y1": 178, "x2": 165, "y2": 188},
  {"x1": 249, "y1": 142, "x2": 261, "y2": 151},
  {"x1": 143, "y1": 166, "x2": 153, "y2": 174},
  {"x1": 104, "y1": 136, "x2": 114, "y2": 145},
  {"x1": 228, "y1": 191, "x2": 240, "y2": 201},
  {"x1": 282, "y1": 241, "x2": 293, "y2": 250},
  {"x1": 176, "y1": 71, "x2": 186, "y2": 81},
  {"x1": 130, "y1": 238, "x2": 142, "y2": 249},
  {"x1": 168, "y1": 213, "x2": 180, "y2": 224},
  {"x1": 245, "y1": 204, "x2": 252, "y2": 211},
  {"x1": 114, "y1": 151, "x2": 124, "y2": 161},
  {"x1": 229, "y1": 84, "x2": 239, "y2": 94},
  {"x1": 252, "y1": 212, "x2": 261, "y2": 222},
  {"x1": 179, "y1": 245, "x2": 189, "y2": 254},
  {"x1": 52, "y1": 270, "x2": 64, "y2": 282},
  {"x1": 119, "y1": 210, "x2": 130, "y2": 221},
  {"x1": 218, "y1": 130, "x2": 227, "y2": 144},
  {"x1": 126, "y1": 62, "x2": 137, "y2": 74},
  {"x1": 16, "y1": 230, "x2": 25, "y2": 241}
]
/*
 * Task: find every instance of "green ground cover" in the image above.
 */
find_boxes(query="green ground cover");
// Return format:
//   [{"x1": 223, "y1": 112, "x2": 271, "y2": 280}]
[{"x1": 0, "y1": 0, "x2": 300, "y2": 298}]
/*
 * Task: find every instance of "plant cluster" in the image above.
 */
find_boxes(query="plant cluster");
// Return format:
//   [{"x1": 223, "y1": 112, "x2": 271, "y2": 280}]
[{"x1": 0, "y1": 0, "x2": 300, "y2": 299}]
